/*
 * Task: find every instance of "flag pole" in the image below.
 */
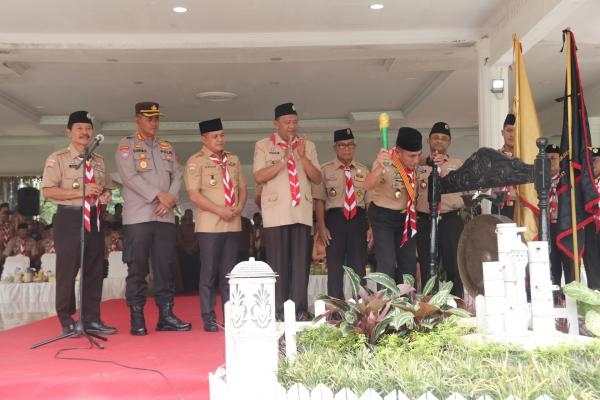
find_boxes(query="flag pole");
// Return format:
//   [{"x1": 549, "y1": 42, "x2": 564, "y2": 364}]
[{"x1": 566, "y1": 31, "x2": 580, "y2": 282}]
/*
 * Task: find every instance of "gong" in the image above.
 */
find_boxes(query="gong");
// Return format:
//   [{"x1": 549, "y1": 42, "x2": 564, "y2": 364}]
[{"x1": 457, "y1": 214, "x2": 513, "y2": 296}]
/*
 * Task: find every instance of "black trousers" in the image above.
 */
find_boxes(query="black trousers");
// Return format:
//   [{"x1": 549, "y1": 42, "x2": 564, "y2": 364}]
[
  {"x1": 179, "y1": 250, "x2": 200, "y2": 292},
  {"x1": 53, "y1": 206, "x2": 104, "y2": 326},
  {"x1": 197, "y1": 232, "x2": 240, "y2": 321},
  {"x1": 123, "y1": 222, "x2": 176, "y2": 306},
  {"x1": 368, "y1": 204, "x2": 416, "y2": 284},
  {"x1": 264, "y1": 224, "x2": 311, "y2": 314},
  {"x1": 491, "y1": 204, "x2": 515, "y2": 220},
  {"x1": 416, "y1": 211, "x2": 464, "y2": 297},
  {"x1": 583, "y1": 222, "x2": 600, "y2": 290},
  {"x1": 549, "y1": 222, "x2": 574, "y2": 286},
  {"x1": 325, "y1": 208, "x2": 368, "y2": 299}
]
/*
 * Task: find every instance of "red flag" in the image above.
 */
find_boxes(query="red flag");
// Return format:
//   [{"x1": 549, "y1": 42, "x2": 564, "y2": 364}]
[{"x1": 556, "y1": 30, "x2": 600, "y2": 278}]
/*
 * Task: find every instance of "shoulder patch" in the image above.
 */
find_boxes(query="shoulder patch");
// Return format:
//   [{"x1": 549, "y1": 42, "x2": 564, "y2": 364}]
[{"x1": 46, "y1": 159, "x2": 56, "y2": 168}]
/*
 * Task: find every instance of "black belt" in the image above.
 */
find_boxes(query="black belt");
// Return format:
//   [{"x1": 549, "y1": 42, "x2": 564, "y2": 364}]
[
  {"x1": 417, "y1": 210, "x2": 460, "y2": 219},
  {"x1": 326, "y1": 207, "x2": 365, "y2": 213},
  {"x1": 58, "y1": 205, "x2": 97, "y2": 210}
]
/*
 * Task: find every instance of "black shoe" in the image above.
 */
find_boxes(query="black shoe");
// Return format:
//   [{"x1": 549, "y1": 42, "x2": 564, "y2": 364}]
[
  {"x1": 203, "y1": 321, "x2": 219, "y2": 332},
  {"x1": 156, "y1": 302, "x2": 192, "y2": 332},
  {"x1": 130, "y1": 305, "x2": 147, "y2": 336},
  {"x1": 61, "y1": 323, "x2": 80, "y2": 337},
  {"x1": 296, "y1": 311, "x2": 313, "y2": 322},
  {"x1": 83, "y1": 321, "x2": 118, "y2": 335}
]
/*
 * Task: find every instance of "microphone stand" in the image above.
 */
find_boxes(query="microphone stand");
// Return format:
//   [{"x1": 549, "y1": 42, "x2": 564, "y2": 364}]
[
  {"x1": 31, "y1": 137, "x2": 107, "y2": 349},
  {"x1": 427, "y1": 158, "x2": 442, "y2": 291}
]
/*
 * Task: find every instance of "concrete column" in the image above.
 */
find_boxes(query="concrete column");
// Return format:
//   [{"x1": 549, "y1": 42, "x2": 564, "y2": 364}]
[{"x1": 476, "y1": 37, "x2": 510, "y2": 150}]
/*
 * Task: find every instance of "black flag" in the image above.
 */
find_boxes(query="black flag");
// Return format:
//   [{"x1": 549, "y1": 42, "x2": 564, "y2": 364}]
[{"x1": 556, "y1": 30, "x2": 600, "y2": 264}]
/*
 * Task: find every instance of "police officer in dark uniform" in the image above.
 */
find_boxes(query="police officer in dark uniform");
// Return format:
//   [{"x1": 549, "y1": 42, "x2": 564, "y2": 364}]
[
  {"x1": 42, "y1": 111, "x2": 116, "y2": 335},
  {"x1": 364, "y1": 127, "x2": 423, "y2": 283},
  {"x1": 314, "y1": 128, "x2": 372, "y2": 299},
  {"x1": 115, "y1": 102, "x2": 191, "y2": 335}
]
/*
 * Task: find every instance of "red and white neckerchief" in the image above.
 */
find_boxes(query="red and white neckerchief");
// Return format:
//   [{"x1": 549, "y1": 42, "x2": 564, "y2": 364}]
[
  {"x1": 390, "y1": 149, "x2": 417, "y2": 246},
  {"x1": 18, "y1": 239, "x2": 26, "y2": 255},
  {"x1": 340, "y1": 165, "x2": 357, "y2": 219},
  {"x1": 270, "y1": 134, "x2": 300, "y2": 207},
  {"x1": 84, "y1": 160, "x2": 100, "y2": 232},
  {"x1": 208, "y1": 152, "x2": 236, "y2": 207},
  {"x1": 48, "y1": 241, "x2": 55, "y2": 254},
  {"x1": 1, "y1": 223, "x2": 10, "y2": 245},
  {"x1": 549, "y1": 173, "x2": 560, "y2": 222}
]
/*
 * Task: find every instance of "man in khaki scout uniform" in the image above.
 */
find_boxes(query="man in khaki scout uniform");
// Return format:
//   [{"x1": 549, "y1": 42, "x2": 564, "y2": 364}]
[
  {"x1": 115, "y1": 102, "x2": 191, "y2": 335},
  {"x1": 253, "y1": 103, "x2": 322, "y2": 320},
  {"x1": 42, "y1": 111, "x2": 116, "y2": 336},
  {"x1": 491, "y1": 113, "x2": 517, "y2": 219},
  {"x1": 583, "y1": 146, "x2": 600, "y2": 290},
  {"x1": 364, "y1": 127, "x2": 423, "y2": 283},
  {"x1": 415, "y1": 122, "x2": 465, "y2": 297},
  {"x1": 314, "y1": 128, "x2": 372, "y2": 299},
  {"x1": 3, "y1": 222, "x2": 40, "y2": 268},
  {"x1": 184, "y1": 118, "x2": 247, "y2": 332}
]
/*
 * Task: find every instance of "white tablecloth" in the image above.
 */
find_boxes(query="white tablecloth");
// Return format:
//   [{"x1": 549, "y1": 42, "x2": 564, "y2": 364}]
[{"x1": 0, "y1": 278, "x2": 126, "y2": 314}]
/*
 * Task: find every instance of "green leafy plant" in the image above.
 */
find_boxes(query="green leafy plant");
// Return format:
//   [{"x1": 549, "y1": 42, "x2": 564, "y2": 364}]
[
  {"x1": 315, "y1": 267, "x2": 470, "y2": 344},
  {"x1": 562, "y1": 280, "x2": 600, "y2": 336}
]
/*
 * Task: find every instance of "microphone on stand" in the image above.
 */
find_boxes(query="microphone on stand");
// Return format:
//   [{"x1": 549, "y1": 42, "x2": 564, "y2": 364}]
[{"x1": 86, "y1": 134, "x2": 105, "y2": 157}]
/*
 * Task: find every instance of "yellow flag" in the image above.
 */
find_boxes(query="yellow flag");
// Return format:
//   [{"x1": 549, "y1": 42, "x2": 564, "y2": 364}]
[{"x1": 512, "y1": 34, "x2": 541, "y2": 242}]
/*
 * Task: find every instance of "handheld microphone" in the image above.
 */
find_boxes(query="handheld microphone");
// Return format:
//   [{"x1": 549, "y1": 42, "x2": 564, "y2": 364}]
[{"x1": 86, "y1": 134, "x2": 105, "y2": 156}]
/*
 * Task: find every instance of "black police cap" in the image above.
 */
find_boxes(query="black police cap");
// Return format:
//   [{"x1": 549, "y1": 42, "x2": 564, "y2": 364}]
[{"x1": 546, "y1": 144, "x2": 561, "y2": 154}]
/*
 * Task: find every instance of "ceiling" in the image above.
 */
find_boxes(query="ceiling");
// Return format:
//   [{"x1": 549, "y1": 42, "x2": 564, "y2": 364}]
[{"x1": 1, "y1": 0, "x2": 600, "y2": 181}]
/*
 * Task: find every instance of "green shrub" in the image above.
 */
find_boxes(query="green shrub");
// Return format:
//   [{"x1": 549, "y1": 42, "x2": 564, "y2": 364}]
[{"x1": 278, "y1": 320, "x2": 600, "y2": 399}]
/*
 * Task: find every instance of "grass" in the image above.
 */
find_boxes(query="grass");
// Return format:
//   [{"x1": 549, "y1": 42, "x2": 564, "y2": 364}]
[{"x1": 277, "y1": 321, "x2": 600, "y2": 399}]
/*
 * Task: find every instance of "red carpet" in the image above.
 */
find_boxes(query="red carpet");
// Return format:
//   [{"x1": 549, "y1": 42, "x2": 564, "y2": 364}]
[{"x1": 0, "y1": 295, "x2": 224, "y2": 399}]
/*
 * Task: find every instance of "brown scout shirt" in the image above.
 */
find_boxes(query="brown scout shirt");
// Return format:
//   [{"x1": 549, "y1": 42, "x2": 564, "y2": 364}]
[
  {"x1": 416, "y1": 156, "x2": 465, "y2": 214},
  {"x1": 3, "y1": 237, "x2": 39, "y2": 259},
  {"x1": 313, "y1": 159, "x2": 370, "y2": 210},
  {"x1": 42, "y1": 145, "x2": 112, "y2": 206},
  {"x1": 253, "y1": 134, "x2": 320, "y2": 228},
  {"x1": 368, "y1": 158, "x2": 419, "y2": 211},
  {"x1": 184, "y1": 147, "x2": 246, "y2": 233}
]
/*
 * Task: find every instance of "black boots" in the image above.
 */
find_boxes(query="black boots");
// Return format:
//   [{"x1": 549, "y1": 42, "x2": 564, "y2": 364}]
[
  {"x1": 130, "y1": 305, "x2": 147, "y2": 336},
  {"x1": 202, "y1": 311, "x2": 218, "y2": 332},
  {"x1": 156, "y1": 302, "x2": 192, "y2": 332}
]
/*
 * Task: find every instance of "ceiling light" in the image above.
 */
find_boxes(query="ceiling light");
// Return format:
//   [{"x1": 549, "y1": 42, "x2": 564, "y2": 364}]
[
  {"x1": 491, "y1": 79, "x2": 504, "y2": 94},
  {"x1": 173, "y1": 6, "x2": 188, "y2": 13},
  {"x1": 196, "y1": 91, "x2": 238, "y2": 102},
  {"x1": 369, "y1": 3, "x2": 384, "y2": 10}
]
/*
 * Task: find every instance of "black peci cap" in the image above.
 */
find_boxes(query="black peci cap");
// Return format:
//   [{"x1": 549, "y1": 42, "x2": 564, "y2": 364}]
[
  {"x1": 67, "y1": 111, "x2": 93, "y2": 129},
  {"x1": 396, "y1": 127, "x2": 422, "y2": 151},
  {"x1": 199, "y1": 118, "x2": 223, "y2": 134},
  {"x1": 430, "y1": 121, "x2": 451, "y2": 137},
  {"x1": 274, "y1": 102, "x2": 297, "y2": 119},
  {"x1": 546, "y1": 144, "x2": 561, "y2": 154},
  {"x1": 504, "y1": 113, "x2": 516, "y2": 127},
  {"x1": 334, "y1": 128, "x2": 354, "y2": 142},
  {"x1": 590, "y1": 147, "x2": 600, "y2": 158}
]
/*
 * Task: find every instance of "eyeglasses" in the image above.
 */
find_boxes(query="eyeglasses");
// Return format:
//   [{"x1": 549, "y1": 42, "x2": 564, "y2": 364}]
[{"x1": 335, "y1": 143, "x2": 356, "y2": 149}]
